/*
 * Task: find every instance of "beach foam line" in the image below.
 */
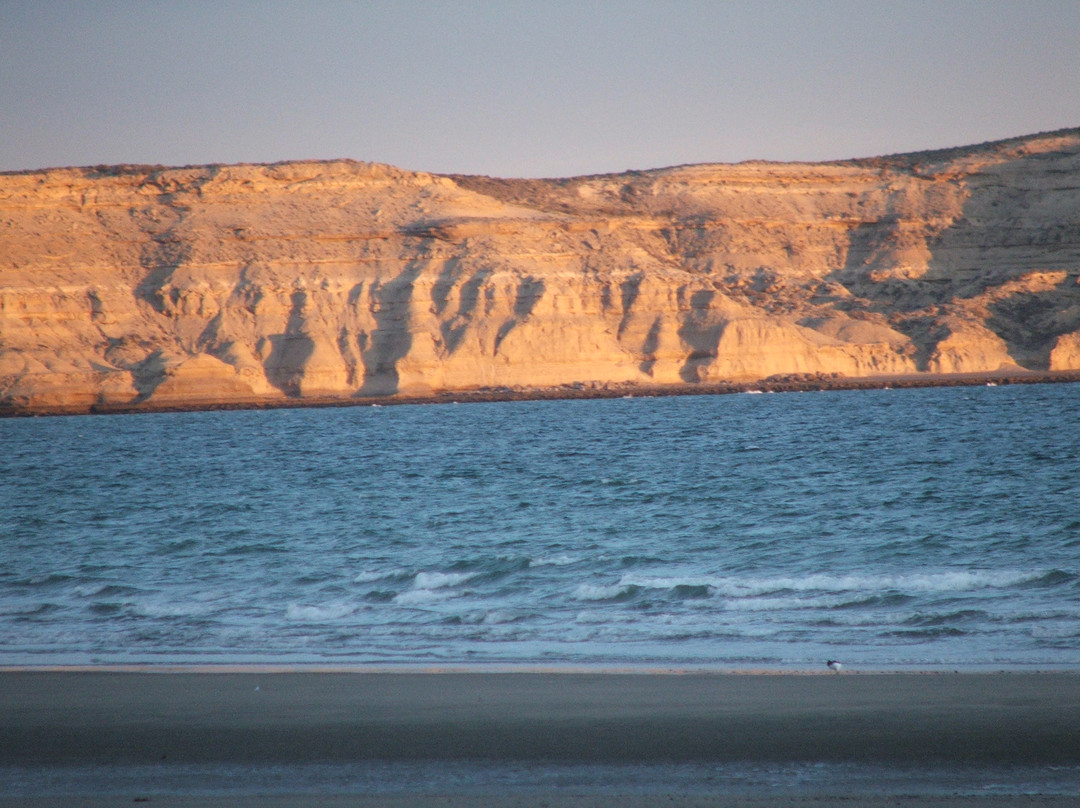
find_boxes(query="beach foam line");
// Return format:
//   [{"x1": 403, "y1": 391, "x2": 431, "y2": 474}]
[
  {"x1": 3, "y1": 663, "x2": 1062, "y2": 675},
  {"x1": 1, "y1": 661, "x2": 1078, "y2": 674},
  {"x1": 0, "y1": 663, "x2": 830, "y2": 674},
  {"x1": 2, "y1": 671, "x2": 1079, "y2": 766}
]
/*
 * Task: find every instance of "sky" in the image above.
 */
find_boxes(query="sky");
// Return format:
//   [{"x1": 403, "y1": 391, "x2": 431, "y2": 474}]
[{"x1": 2, "y1": 1, "x2": 1079, "y2": 178}]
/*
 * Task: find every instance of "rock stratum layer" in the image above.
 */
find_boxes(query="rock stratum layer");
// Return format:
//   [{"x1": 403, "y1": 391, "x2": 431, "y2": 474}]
[{"x1": 3, "y1": 129, "x2": 1080, "y2": 413}]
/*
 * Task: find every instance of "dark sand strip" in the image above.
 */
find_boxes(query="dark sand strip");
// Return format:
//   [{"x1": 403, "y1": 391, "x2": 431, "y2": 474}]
[
  {"x1": 3, "y1": 671, "x2": 1079, "y2": 766},
  {"x1": 3, "y1": 797, "x2": 1080, "y2": 808}
]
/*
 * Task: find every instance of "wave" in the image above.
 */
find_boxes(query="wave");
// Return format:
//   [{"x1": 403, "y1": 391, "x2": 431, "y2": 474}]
[
  {"x1": 616, "y1": 570, "x2": 1051, "y2": 598},
  {"x1": 1, "y1": 602, "x2": 62, "y2": 618},
  {"x1": 285, "y1": 603, "x2": 357, "y2": 621},
  {"x1": 1019, "y1": 569, "x2": 1078, "y2": 589},
  {"x1": 217, "y1": 542, "x2": 286, "y2": 556},
  {"x1": 671, "y1": 584, "x2": 712, "y2": 599},
  {"x1": 5, "y1": 384, "x2": 1079, "y2": 668},
  {"x1": 834, "y1": 593, "x2": 917, "y2": 609},
  {"x1": 362, "y1": 589, "x2": 398, "y2": 603},
  {"x1": 413, "y1": 571, "x2": 476, "y2": 589},
  {"x1": 14, "y1": 573, "x2": 74, "y2": 588},
  {"x1": 354, "y1": 568, "x2": 413, "y2": 585},
  {"x1": 573, "y1": 583, "x2": 641, "y2": 602},
  {"x1": 529, "y1": 554, "x2": 580, "y2": 567},
  {"x1": 385, "y1": 569, "x2": 489, "y2": 607},
  {"x1": 158, "y1": 538, "x2": 199, "y2": 554},
  {"x1": 449, "y1": 609, "x2": 526, "y2": 625},
  {"x1": 353, "y1": 570, "x2": 394, "y2": 584},
  {"x1": 74, "y1": 583, "x2": 144, "y2": 598},
  {"x1": 885, "y1": 626, "x2": 968, "y2": 639},
  {"x1": 723, "y1": 595, "x2": 845, "y2": 612},
  {"x1": 1030, "y1": 623, "x2": 1080, "y2": 640},
  {"x1": 353, "y1": 571, "x2": 387, "y2": 584},
  {"x1": 393, "y1": 588, "x2": 455, "y2": 606},
  {"x1": 134, "y1": 601, "x2": 213, "y2": 619},
  {"x1": 902, "y1": 609, "x2": 991, "y2": 627},
  {"x1": 460, "y1": 557, "x2": 532, "y2": 584}
]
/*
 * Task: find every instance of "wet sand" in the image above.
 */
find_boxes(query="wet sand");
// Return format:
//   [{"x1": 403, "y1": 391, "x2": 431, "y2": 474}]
[
  {"x1": 2, "y1": 671, "x2": 1079, "y2": 805},
  {"x1": 4, "y1": 670, "x2": 1080, "y2": 765},
  {"x1": 2, "y1": 797, "x2": 1079, "y2": 808}
]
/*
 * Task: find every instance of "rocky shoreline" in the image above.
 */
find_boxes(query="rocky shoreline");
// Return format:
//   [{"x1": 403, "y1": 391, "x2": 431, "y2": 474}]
[{"x1": 5, "y1": 369, "x2": 1078, "y2": 418}]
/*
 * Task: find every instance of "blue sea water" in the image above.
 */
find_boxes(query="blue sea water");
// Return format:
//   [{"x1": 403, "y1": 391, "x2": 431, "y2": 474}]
[{"x1": 1, "y1": 383, "x2": 1079, "y2": 669}]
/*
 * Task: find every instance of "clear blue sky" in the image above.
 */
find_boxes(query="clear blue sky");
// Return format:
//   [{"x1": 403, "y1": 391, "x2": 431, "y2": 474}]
[{"x1": 2, "y1": 0, "x2": 1078, "y2": 177}]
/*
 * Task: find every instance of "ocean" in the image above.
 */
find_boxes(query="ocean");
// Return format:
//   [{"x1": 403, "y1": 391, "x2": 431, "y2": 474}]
[{"x1": 2, "y1": 382, "x2": 1079, "y2": 670}]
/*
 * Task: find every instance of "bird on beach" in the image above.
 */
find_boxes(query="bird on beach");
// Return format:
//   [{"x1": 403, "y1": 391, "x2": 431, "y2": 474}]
[{"x1": 826, "y1": 659, "x2": 843, "y2": 673}]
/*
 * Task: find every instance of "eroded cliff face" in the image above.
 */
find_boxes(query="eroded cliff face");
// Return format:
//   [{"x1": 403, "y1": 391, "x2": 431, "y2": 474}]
[{"x1": 2, "y1": 129, "x2": 1080, "y2": 412}]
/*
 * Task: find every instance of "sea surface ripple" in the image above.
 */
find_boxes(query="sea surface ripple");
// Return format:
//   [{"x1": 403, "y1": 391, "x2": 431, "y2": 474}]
[{"x1": 1, "y1": 383, "x2": 1078, "y2": 668}]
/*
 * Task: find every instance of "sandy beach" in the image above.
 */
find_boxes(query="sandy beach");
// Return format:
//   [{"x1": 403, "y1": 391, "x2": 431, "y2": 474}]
[
  {"x1": 2, "y1": 670, "x2": 1079, "y2": 806},
  {"x1": 4, "y1": 670, "x2": 1080, "y2": 765}
]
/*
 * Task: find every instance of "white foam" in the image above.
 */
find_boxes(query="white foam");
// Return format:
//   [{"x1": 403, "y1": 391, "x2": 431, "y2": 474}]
[
  {"x1": 353, "y1": 571, "x2": 388, "y2": 583},
  {"x1": 393, "y1": 589, "x2": 453, "y2": 606},
  {"x1": 73, "y1": 583, "x2": 132, "y2": 597},
  {"x1": 413, "y1": 571, "x2": 475, "y2": 589},
  {"x1": 722, "y1": 595, "x2": 831, "y2": 612},
  {"x1": 573, "y1": 583, "x2": 635, "y2": 601},
  {"x1": 530, "y1": 555, "x2": 579, "y2": 567},
  {"x1": 285, "y1": 603, "x2": 357, "y2": 621},
  {"x1": 134, "y1": 601, "x2": 211, "y2": 618},
  {"x1": 620, "y1": 575, "x2": 715, "y2": 591},
  {"x1": 574, "y1": 610, "x2": 640, "y2": 624},
  {"x1": 482, "y1": 610, "x2": 518, "y2": 625},
  {"x1": 616, "y1": 570, "x2": 1044, "y2": 599}
]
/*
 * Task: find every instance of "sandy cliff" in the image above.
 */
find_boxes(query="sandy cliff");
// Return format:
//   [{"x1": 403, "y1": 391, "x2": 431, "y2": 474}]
[{"x1": 2, "y1": 129, "x2": 1080, "y2": 413}]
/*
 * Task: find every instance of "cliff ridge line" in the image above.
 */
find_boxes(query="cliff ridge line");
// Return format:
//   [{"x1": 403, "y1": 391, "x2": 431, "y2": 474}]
[{"x1": 3, "y1": 128, "x2": 1080, "y2": 413}]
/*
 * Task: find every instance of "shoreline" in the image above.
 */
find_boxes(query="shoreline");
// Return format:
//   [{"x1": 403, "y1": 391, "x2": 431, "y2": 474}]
[
  {"x1": 3, "y1": 662, "x2": 1080, "y2": 673},
  {"x1": 3, "y1": 369, "x2": 1079, "y2": 418}
]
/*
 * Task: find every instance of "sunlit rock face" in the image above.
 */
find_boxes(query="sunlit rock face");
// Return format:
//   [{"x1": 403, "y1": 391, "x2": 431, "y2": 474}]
[{"x1": 2, "y1": 129, "x2": 1080, "y2": 412}]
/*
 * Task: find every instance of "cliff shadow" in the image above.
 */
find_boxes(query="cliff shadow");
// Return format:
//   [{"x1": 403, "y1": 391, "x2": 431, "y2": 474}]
[
  {"x1": 494, "y1": 276, "x2": 545, "y2": 353},
  {"x1": 828, "y1": 156, "x2": 1080, "y2": 371},
  {"x1": 824, "y1": 219, "x2": 953, "y2": 371},
  {"x1": 128, "y1": 217, "x2": 196, "y2": 398},
  {"x1": 986, "y1": 277, "x2": 1080, "y2": 370},
  {"x1": 132, "y1": 211, "x2": 190, "y2": 312},
  {"x1": 638, "y1": 317, "x2": 663, "y2": 376},
  {"x1": 131, "y1": 183, "x2": 212, "y2": 313},
  {"x1": 439, "y1": 267, "x2": 493, "y2": 356},
  {"x1": 128, "y1": 350, "x2": 171, "y2": 402},
  {"x1": 920, "y1": 167, "x2": 1080, "y2": 369},
  {"x1": 430, "y1": 258, "x2": 464, "y2": 316},
  {"x1": 616, "y1": 274, "x2": 643, "y2": 340},
  {"x1": 134, "y1": 263, "x2": 182, "y2": 314},
  {"x1": 263, "y1": 289, "x2": 315, "y2": 396},
  {"x1": 676, "y1": 289, "x2": 726, "y2": 382},
  {"x1": 358, "y1": 263, "x2": 425, "y2": 396},
  {"x1": 826, "y1": 217, "x2": 945, "y2": 308},
  {"x1": 610, "y1": 274, "x2": 663, "y2": 376}
]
